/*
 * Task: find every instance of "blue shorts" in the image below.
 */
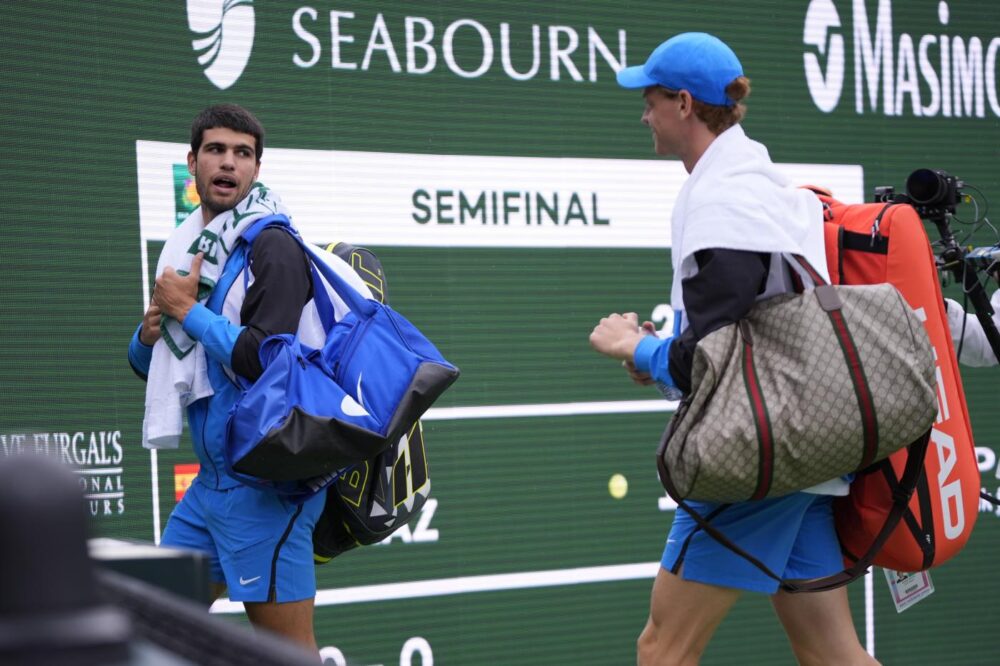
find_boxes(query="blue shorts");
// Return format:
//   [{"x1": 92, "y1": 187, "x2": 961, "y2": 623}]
[
  {"x1": 662, "y1": 492, "x2": 842, "y2": 594},
  {"x1": 161, "y1": 480, "x2": 325, "y2": 603}
]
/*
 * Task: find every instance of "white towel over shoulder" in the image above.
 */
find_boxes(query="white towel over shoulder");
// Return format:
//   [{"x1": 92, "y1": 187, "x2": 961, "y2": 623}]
[
  {"x1": 142, "y1": 209, "x2": 213, "y2": 449},
  {"x1": 142, "y1": 183, "x2": 290, "y2": 449},
  {"x1": 669, "y1": 124, "x2": 829, "y2": 312}
]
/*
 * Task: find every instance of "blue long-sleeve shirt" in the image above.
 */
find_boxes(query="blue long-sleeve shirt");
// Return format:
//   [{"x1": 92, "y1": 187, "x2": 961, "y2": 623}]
[
  {"x1": 129, "y1": 228, "x2": 311, "y2": 488},
  {"x1": 633, "y1": 249, "x2": 770, "y2": 393}
]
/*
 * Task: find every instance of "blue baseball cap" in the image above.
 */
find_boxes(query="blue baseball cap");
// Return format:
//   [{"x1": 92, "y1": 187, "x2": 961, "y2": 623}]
[{"x1": 616, "y1": 32, "x2": 743, "y2": 106}]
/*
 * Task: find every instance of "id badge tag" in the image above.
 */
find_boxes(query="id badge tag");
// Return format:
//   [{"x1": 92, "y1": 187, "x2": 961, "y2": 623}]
[{"x1": 883, "y1": 567, "x2": 934, "y2": 613}]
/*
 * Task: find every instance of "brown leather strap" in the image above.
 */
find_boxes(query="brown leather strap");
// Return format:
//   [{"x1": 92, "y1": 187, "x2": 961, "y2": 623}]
[
  {"x1": 657, "y1": 251, "x2": 929, "y2": 591},
  {"x1": 657, "y1": 430, "x2": 931, "y2": 593},
  {"x1": 790, "y1": 430, "x2": 930, "y2": 592},
  {"x1": 790, "y1": 254, "x2": 879, "y2": 470}
]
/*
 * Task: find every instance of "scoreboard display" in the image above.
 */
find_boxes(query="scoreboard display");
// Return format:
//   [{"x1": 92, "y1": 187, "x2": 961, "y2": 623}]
[{"x1": 2, "y1": 1, "x2": 999, "y2": 663}]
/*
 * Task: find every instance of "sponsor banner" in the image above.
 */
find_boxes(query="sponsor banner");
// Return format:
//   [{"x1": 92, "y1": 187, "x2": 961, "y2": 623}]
[
  {"x1": 137, "y1": 141, "x2": 863, "y2": 247},
  {"x1": 188, "y1": 0, "x2": 255, "y2": 90},
  {"x1": 186, "y1": 0, "x2": 629, "y2": 91},
  {"x1": 804, "y1": 0, "x2": 1000, "y2": 117},
  {"x1": 978, "y1": 446, "x2": 1000, "y2": 518},
  {"x1": 1, "y1": 430, "x2": 126, "y2": 518}
]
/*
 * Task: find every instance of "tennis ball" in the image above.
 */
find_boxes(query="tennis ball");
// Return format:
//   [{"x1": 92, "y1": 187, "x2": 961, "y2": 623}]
[{"x1": 608, "y1": 473, "x2": 628, "y2": 499}]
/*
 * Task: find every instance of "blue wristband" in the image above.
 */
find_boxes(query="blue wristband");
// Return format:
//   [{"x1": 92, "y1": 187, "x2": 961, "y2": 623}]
[{"x1": 633, "y1": 335, "x2": 677, "y2": 388}]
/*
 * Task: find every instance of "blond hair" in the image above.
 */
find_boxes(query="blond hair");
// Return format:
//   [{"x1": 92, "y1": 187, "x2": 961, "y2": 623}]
[{"x1": 657, "y1": 77, "x2": 751, "y2": 134}]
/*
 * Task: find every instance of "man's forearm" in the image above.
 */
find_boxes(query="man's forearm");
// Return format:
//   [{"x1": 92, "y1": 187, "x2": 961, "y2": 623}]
[{"x1": 182, "y1": 304, "x2": 245, "y2": 369}]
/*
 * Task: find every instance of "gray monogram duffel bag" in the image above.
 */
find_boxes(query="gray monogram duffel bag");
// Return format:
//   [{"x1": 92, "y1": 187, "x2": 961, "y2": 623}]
[{"x1": 656, "y1": 256, "x2": 937, "y2": 503}]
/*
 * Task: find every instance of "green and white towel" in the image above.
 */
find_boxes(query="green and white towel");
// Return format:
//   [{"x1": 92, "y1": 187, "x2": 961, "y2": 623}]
[{"x1": 143, "y1": 183, "x2": 290, "y2": 449}]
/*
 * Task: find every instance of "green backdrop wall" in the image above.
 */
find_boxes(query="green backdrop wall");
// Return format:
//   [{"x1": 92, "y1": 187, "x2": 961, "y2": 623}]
[{"x1": 2, "y1": 1, "x2": 998, "y2": 663}]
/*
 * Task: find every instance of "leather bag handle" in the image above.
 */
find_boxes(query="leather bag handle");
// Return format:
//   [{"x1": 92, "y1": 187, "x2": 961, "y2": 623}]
[{"x1": 657, "y1": 430, "x2": 930, "y2": 592}]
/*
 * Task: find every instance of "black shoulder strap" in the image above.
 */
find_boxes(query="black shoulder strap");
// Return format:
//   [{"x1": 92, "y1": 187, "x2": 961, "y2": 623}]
[{"x1": 659, "y1": 430, "x2": 931, "y2": 593}]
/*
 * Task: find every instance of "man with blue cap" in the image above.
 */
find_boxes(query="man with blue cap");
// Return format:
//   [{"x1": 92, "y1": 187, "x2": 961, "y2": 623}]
[{"x1": 590, "y1": 33, "x2": 877, "y2": 665}]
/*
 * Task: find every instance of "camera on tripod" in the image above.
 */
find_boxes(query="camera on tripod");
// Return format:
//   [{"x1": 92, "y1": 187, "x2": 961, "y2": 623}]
[
  {"x1": 887, "y1": 168, "x2": 996, "y2": 275},
  {"x1": 873, "y1": 168, "x2": 1000, "y2": 363},
  {"x1": 873, "y1": 168, "x2": 972, "y2": 247},
  {"x1": 905, "y1": 169, "x2": 964, "y2": 219},
  {"x1": 873, "y1": 169, "x2": 964, "y2": 217}
]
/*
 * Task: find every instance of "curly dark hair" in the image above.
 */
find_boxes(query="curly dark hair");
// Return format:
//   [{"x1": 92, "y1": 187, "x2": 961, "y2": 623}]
[{"x1": 190, "y1": 104, "x2": 264, "y2": 161}]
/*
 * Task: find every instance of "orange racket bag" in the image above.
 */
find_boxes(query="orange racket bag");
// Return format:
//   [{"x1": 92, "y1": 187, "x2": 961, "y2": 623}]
[{"x1": 821, "y1": 195, "x2": 978, "y2": 572}]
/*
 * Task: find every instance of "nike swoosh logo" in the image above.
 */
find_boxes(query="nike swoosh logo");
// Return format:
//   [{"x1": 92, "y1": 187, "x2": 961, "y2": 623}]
[
  {"x1": 340, "y1": 372, "x2": 370, "y2": 417},
  {"x1": 239, "y1": 575, "x2": 261, "y2": 585}
]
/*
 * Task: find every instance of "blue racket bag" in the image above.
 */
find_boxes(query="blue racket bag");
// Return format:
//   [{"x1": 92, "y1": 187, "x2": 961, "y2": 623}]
[{"x1": 224, "y1": 216, "x2": 459, "y2": 498}]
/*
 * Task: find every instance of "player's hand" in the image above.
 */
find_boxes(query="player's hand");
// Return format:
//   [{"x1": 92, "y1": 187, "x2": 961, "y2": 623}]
[
  {"x1": 590, "y1": 312, "x2": 644, "y2": 361},
  {"x1": 623, "y1": 359, "x2": 654, "y2": 386},
  {"x1": 154, "y1": 252, "x2": 204, "y2": 321},
  {"x1": 139, "y1": 302, "x2": 162, "y2": 345}
]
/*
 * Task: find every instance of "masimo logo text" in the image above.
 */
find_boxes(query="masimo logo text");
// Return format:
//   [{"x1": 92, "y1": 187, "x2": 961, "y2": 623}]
[
  {"x1": 803, "y1": 0, "x2": 1000, "y2": 117},
  {"x1": 187, "y1": 3, "x2": 626, "y2": 89},
  {"x1": 188, "y1": 0, "x2": 256, "y2": 90}
]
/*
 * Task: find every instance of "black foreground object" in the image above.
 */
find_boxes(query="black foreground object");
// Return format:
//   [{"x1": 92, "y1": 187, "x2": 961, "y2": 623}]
[{"x1": 0, "y1": 454, "x2": 132, "y2": 666}]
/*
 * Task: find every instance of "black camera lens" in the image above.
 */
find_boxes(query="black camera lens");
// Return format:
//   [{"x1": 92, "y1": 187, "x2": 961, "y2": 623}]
[{"x1": 906, "y1": 168, "x2": 951, "y2": 206}]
